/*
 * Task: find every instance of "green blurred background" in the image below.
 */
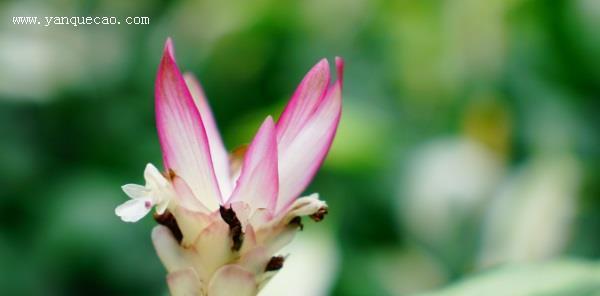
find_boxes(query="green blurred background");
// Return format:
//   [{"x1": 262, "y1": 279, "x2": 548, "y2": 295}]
[{"x1": 1, "y1": 0, "x2": 599, "y2": 295}]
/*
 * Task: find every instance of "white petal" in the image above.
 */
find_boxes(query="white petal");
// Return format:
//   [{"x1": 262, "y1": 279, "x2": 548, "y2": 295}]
[
  {"x1": 283, "y1": 193, "x2": 327, "y2": 221},
  {"x1": 208, "y1": 265, "x2": 257, "y2": 296},
  {"x1": 155, "y1": 199, "x2": 169, "y2": 215},
  {"x1": 144, "y1": 163, "x2": 169, "y2": 188},
  {"x1": 121, "y1": 184, "x2": 149, "y2": 199},
  {"x1": 115, "y1": 197, "x2": 153, "y2": 222}
]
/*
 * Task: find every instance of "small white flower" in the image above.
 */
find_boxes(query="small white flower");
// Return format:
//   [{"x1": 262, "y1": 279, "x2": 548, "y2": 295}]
[{"x1": 115, "y1": 163, "x2": 174, "y2": 222}]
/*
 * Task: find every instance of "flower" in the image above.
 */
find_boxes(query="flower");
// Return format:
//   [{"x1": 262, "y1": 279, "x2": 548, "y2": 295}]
[
  {"x1": 115, "y1": 38, "x2": 343, "y2": 296},
  {"x1": 115, "y1": 163, "x2": 175, "y2": 222}
]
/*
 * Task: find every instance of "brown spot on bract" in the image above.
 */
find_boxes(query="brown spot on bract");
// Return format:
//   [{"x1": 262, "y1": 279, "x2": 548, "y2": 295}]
[
  {"x1": 163, "y1": 168, "x2": 176, "y2": 181},
  {"x1": 265, "y1": 256, "x2": 285, "y2": 272},
  {"x1": 289, "y1": 216, "x2": 304, "y2": 231},
  {"x1": 219, "y1": 206, "x2": 244, "y2": 251},
  {"x1": 154, "y1": 211, "x2": 183, "y2": 243},
  {"x1": 309, "y1": 207, "x2": 328, "y2": 222}
]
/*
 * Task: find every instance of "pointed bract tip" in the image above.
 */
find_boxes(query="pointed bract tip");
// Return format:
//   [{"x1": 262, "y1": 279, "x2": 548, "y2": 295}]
[
  {"x1": 315, "y1": 58, "x2": 330, "y2": 71},
  {"x1": 163, "y1": 37, "x2": 175, "y2": 60},
  {"x1": 144, "y1": 162, "x2": 156, "y2": 171},
  {"x1": 335, "y1": 57, "x2": 344, "y2": 87},
  {"x1": 252, "y1": 116, "x2": 277, "y2": 141},
  {"x1": 264, "y1": 115, "x2": 275, "y2": 126},
  {"x1": 334, "y1": 57, "x2": 344, "y2": 73}
]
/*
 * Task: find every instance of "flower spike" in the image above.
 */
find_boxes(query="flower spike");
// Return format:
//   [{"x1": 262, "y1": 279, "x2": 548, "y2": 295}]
[{"x1": 116, "y1": 38, "x2": 344, "y2": 296}]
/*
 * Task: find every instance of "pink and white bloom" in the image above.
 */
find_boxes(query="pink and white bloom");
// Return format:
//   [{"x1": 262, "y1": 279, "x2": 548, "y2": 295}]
[{"x1": 115, "y1": 38, "x2": 343, "y2": 296}]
